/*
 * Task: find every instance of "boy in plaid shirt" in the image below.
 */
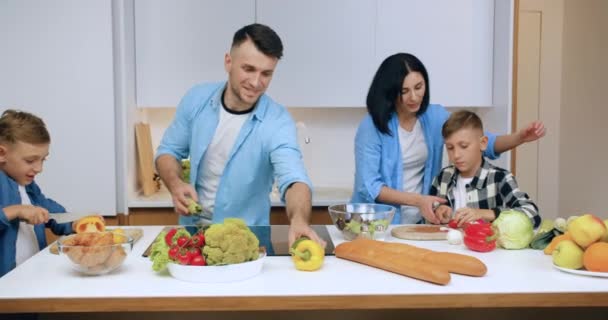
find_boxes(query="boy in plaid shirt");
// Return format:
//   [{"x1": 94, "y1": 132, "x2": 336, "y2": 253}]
[{"x1": 429, "y1": 111, "x2": 540, "y2": 228}]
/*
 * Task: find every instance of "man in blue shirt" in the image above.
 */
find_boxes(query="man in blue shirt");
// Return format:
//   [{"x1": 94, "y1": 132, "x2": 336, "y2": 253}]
[{"x1": 156, "y1": 23, "x2": 324, "y2": 246}]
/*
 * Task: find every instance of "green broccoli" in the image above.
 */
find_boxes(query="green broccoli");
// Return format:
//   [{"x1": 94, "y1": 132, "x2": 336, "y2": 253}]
[
  {"x1": 187, "y1": 198, "x2": 203, "y2": 215},
  {"x1": 202, "y1": 218, "x2": 260, "y2": 266},
  {"x1": 181, "y1": 159, "x2": 191, "y2": 183},
  {"x1": 149, "y1": 231, "x2": 171, "y2": 272}
]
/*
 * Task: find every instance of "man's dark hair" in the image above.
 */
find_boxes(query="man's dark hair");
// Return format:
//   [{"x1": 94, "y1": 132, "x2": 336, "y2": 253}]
[{"x1": 232, "y1": 23, "x2": 283, "y2": 59}]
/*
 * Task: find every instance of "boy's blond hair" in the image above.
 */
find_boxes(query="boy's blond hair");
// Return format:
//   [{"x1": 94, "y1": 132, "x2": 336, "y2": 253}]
[
  {"x1": 442, "y1": 110, "x2": 484, "y2": 139},
  {"x1": 0, "y1": 109, "x2": 50, "y2": 145}
]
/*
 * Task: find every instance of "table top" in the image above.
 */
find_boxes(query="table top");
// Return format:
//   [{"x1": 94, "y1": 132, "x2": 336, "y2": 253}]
[{"x1": 0, "y1": 225, "x2": 607, "y2": 313}]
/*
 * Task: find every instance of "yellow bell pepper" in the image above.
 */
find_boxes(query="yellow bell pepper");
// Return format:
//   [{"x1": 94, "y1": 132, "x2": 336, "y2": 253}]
[{"x1": 289, "y1": 237, "x2": 324, "y2": 271}]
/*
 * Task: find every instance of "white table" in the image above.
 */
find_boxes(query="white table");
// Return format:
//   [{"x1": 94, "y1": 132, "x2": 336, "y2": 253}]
[{"x1": 0, "y1": 225, "x2": 607, "y2": 314}]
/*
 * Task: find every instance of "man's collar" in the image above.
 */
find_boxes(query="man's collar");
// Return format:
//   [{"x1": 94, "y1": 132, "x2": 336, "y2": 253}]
[{"x1": 210, "y1": 82, "x2": 268, "y2": 122}]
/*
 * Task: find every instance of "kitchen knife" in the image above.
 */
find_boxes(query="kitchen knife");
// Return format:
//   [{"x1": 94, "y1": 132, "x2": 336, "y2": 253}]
[{"x1": 48, "y1": 213, "x2": 90, "y2": 224}]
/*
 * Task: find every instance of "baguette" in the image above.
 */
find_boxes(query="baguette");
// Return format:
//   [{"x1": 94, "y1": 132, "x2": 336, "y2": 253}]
[
  {"x1": 354, "y1": 238, "x2": 487, "y2": 277},
  {"x1": 335, "y1": 239, "x2": 451, "y2": 285}
]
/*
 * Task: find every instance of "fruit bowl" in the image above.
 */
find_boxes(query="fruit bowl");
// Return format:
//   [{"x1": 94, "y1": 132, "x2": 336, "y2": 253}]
[
  {"x1": 328, "y1": 203, "x2": 395, "y2": 241},
  {"x1": 57, "y1": 231, "x2": 133, "y2": 276},
  {"x1": 167, "y1": 251, "x2": 266, "y2": 283}
]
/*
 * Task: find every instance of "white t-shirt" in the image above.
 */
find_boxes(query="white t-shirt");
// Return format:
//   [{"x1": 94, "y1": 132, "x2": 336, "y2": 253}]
[
  {"x1": 15, "y1": 185, "x2": 40, "y2": 265},
  {"x1": 197, "y1": 103, "x2": 251, "y2": 218},
  {"x1": 398, "y1": 120, "x2": 428, "y2": 224},
  {"x1": 453, "y1": 175, "x2": 474, "y2": 210}
]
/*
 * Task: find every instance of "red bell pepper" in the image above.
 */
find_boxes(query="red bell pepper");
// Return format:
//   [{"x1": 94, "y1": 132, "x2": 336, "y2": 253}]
[{"x1": 463, "y1": 221, "x2": 498, "y2": 252}]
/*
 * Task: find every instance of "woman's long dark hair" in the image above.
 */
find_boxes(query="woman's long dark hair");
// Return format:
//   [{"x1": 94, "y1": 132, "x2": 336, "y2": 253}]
[{"x1": 366, "y1": 53, "x2": 430, "y2": 135}]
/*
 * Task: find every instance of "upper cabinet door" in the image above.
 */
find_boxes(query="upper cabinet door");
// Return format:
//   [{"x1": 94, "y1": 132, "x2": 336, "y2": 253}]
[
  {"x1": 257, "y1": 0, "x2": 376, "y2": 107},
  {"x1": 135, "y1": 0, "x2": 255, "y2": 107},
  {"x1": 376, "y1": 0, "x2": 495, "y2": 107},
  {"x1": 0, "y1": 0, "x2": 116, "y2": 214}
]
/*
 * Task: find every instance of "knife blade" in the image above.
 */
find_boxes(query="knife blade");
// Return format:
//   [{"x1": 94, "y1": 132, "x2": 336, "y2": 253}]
[{"x1": 48, "y1": 213, "x2": 90, "y2": 224}]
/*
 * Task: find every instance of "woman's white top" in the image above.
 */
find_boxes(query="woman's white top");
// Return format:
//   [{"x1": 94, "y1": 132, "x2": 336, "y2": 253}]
[{"x1": 398, "y1": 120, "x2": 428, "y2": 224}]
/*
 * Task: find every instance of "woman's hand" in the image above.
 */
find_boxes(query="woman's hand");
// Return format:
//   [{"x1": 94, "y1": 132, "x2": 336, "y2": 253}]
[
  {"x1": 518, "y1": 121, "x2": 546, "y2": 143},
  {"x1": 416, "y1": 195, "x2": 447, "y2": 224}
]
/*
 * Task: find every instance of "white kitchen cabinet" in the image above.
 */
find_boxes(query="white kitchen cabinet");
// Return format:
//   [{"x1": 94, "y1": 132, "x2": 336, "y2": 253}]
[
  {"x1": 256, "y1": 0, "x2": 376, "y2": 107},
  {"x1": 0, "y1": 0, "x2": 116, "y2": 214},
  {"x1": 134, "y1": 0, "x2": 255, "y2": 107},
  {"x1": 375, "y1": 0, "x2": 495, "y2": 107}
]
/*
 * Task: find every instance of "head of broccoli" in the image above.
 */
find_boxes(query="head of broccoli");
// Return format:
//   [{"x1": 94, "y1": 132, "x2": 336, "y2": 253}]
[{"x1": 202, "y1": 218, "x2": 260, "y2": 265}]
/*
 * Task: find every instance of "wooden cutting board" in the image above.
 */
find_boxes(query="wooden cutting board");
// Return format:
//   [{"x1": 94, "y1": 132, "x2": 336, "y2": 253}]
[
  {"x1": 391, "y1": 225, "x2": 448, "y2": 240},
  {"x1": 135, "y1": 122, "x2": 157, "y2": 196},
  {"x1": 49, "y1": 228, "x2": 144, "y2": 255}
]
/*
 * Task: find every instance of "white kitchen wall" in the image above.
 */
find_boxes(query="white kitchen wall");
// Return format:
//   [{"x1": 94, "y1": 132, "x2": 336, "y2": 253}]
[{"x1": 558, "y1": 0, "x2": 608, "y2": 218}]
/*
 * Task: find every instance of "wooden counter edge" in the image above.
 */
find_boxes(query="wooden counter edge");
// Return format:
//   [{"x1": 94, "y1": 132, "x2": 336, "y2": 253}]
[{"x1": 1, "y1": 293, "x2": 607, "y2": 313}]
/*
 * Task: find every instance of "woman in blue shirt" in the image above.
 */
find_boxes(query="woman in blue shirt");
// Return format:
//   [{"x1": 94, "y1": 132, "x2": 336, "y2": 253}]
[{"x1": 352, "y1": 53, "x2": 545, "y2": 225}]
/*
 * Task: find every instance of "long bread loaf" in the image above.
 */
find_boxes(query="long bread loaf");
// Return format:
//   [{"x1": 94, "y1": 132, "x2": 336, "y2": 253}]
[
  {"x1": 334, "y1": 239, "x2": 451, "y2": 285},
  {"x1": 351, "y1": 239, "x2": 487, "y2": 277}
]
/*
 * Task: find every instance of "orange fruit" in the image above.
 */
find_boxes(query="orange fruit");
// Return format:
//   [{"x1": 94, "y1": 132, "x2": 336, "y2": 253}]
[{"x1": 583, "y1": 242, "x2": 608, "y2": 272}]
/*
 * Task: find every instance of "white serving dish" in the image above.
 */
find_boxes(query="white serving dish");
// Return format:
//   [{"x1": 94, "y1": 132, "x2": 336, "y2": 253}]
[{"x1": 167, "y1": 252, "x2": 266, "y2": 283}]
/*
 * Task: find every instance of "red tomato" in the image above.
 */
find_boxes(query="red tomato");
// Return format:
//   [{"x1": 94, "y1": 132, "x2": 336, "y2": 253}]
[
  {"x1": 448, "y1": 219, "x2": 459, "y2": 229},
  {"x1": 176, "y1": 235, "x2": 190, "y2": 248},
  {"x1": 177, "y1": 250, "x2": 191, "y2": 265},
  {"x1": 190, "y1": 255, "x2": 206, "y2": 266},
  {"x1": 190, "y1": 234, "x2": 205, "y2": 248},
  {"x1": 164, "y1": 228, "x2": 177, "y2": 246},
  {"x1": 187, "y1": 247, "x2": 201, "y2": 258},
  {"x1": 168, "y1": 245, "x2": 180, "y2": 260}
]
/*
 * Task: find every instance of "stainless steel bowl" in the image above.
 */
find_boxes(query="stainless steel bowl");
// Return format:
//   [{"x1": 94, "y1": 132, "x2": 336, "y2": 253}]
[{"x1": 328, "y1": 203, "x2": 395, "y2": 241}]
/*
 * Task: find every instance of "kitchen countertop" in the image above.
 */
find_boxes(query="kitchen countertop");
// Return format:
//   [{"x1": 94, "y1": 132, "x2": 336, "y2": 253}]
[
  {"x1": 1, "y1": 225, "x2": 607, "y2": 314},
  {"x1": 129, "y1": 185, "x2": 352, "y2": 208}
]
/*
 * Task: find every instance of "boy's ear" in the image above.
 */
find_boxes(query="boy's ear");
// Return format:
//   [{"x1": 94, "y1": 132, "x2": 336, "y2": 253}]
[
  {"x1": 480, "y1": 135, "x2": 489, "y2": 151},
  {"x1": 0, "y1": 144, "x2": 7, "y2": 162}
]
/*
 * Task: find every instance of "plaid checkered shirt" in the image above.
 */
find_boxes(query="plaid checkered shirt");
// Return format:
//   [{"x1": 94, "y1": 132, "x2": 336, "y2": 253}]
[{"x1": 429, "y1": 158, "x2": 541, "y2": 228}]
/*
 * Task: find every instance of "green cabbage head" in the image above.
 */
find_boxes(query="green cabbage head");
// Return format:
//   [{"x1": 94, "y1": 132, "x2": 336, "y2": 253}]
[{"x1": 492, "y1": 210, "x2": 534, "y2": 249}]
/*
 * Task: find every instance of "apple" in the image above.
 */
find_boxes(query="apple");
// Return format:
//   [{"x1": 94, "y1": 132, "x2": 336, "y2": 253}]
[
  {"x1": 601, "y1": 219, "x2": 608, "y2": 242},
  {"x1": 552, "y1": 240, "x2": 584, "y2": 270},
  {"x1": 567, "y1": 214, "x2": 607, "y2": 248}
]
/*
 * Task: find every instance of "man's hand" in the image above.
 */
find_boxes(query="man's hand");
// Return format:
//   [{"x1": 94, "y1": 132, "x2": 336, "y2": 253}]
[
  {"x1": 288, "y1": 217, "x2": 327, "y2": 249},
  {"x1": 435, "y1": 205, "x2": 453, "y2": 224},
  {"x1": 416, "y1": 195, "x2": 447, "y2": 224},
  {"x1": 518, "y1": 121, "x2": 546, "y2": 143},
  {"x1": 168, "y1": 181, "x2": 198, "y2": 215},
  {"x1": 16, "y1": 205, "x2": 49, "y2": 225}
]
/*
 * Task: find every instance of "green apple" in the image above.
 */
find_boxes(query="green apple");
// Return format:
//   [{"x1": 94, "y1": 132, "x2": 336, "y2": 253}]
[
  {"x1": 568, "y1": 214, "x2": 607, "y2": 248},
  {"x1": 552, "y1": 240, "x2": 584, "y2": 269}
]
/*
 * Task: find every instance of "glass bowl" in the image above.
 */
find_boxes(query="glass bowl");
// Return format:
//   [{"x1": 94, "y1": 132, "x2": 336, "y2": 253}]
[
  {"x1": 328, "y1": 203, "x2": 396, "y2": 241},
  {"x1": 57, "y1": 231, "x2": 133, "y2": 275}
]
